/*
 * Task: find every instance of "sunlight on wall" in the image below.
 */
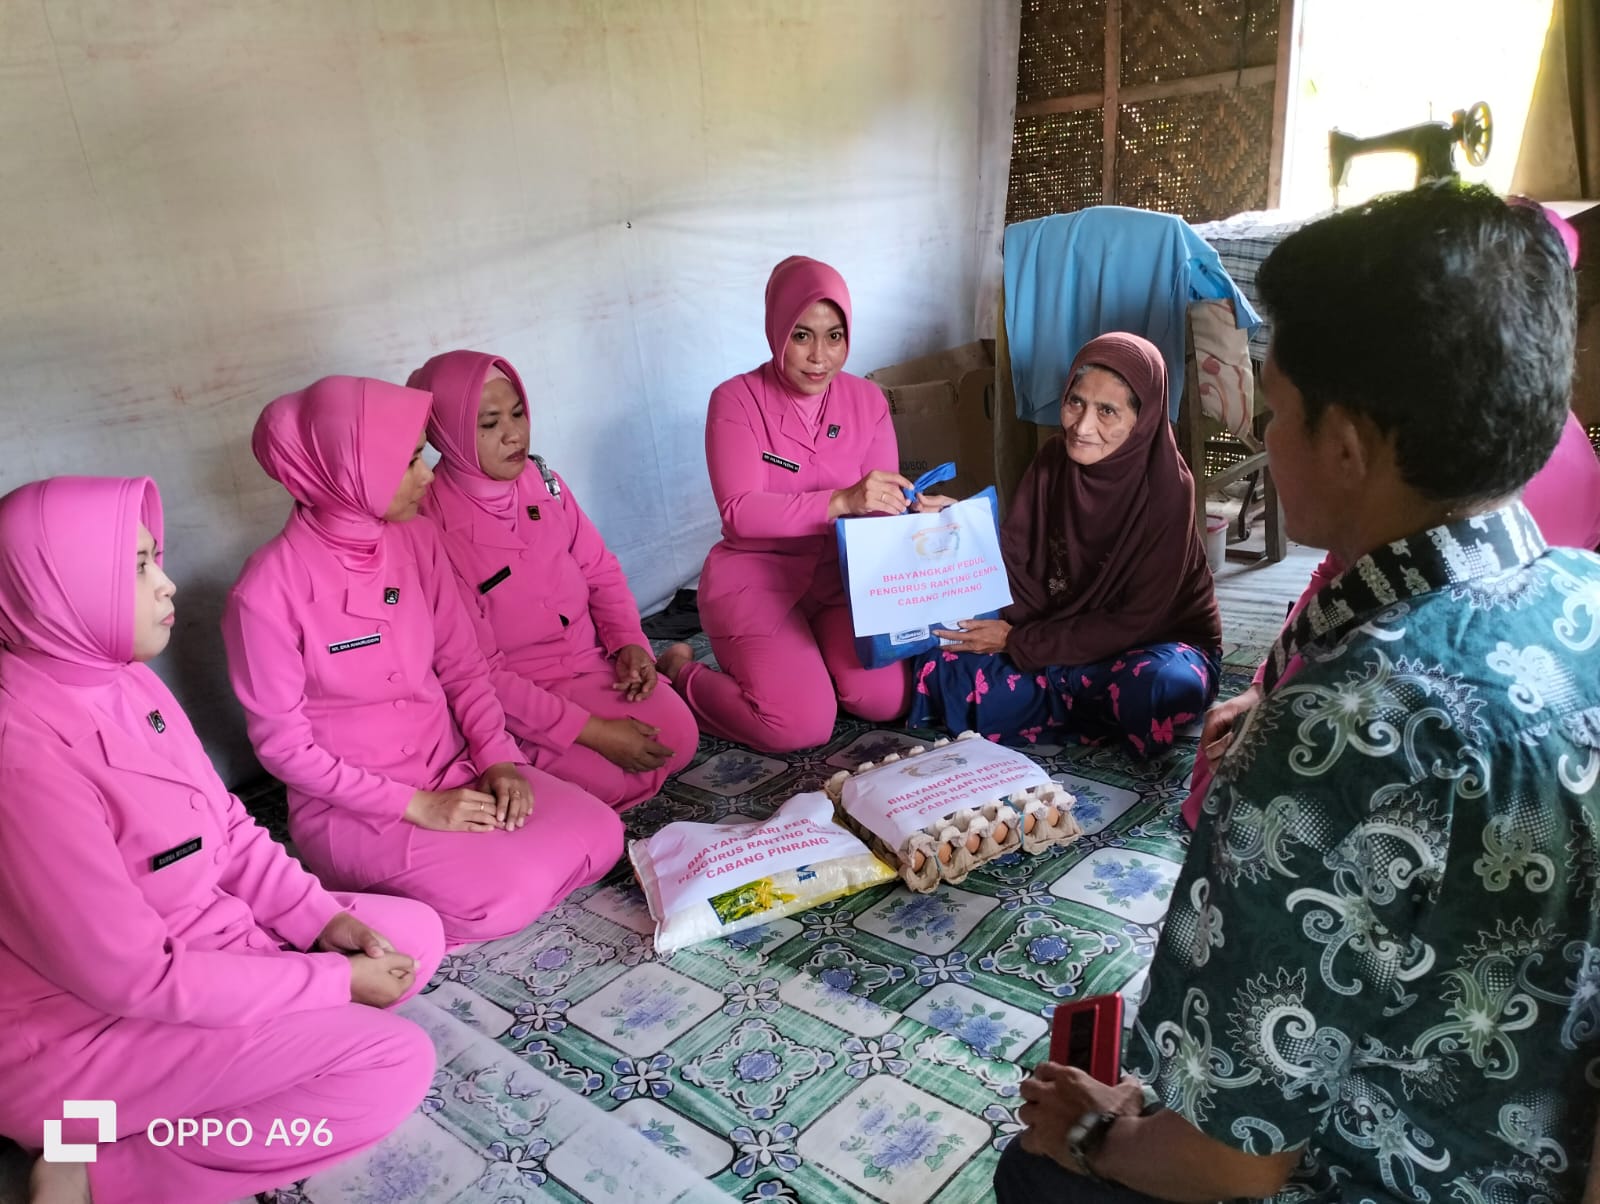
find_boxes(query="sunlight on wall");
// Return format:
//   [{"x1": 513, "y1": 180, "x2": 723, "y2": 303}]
[{"x1": 1281, "y1": 0, "x2": 1555, "y2": 212}]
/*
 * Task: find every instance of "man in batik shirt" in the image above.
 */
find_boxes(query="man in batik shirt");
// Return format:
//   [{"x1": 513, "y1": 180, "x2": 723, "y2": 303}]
[{"x1": 996, "y1": 184, "x2": 1600, "y2": 1203}]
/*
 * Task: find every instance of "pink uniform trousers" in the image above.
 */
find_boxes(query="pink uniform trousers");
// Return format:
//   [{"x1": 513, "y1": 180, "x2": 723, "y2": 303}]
[
  {"x1": 31, "y1": 894, "x2": 442, "y2": 1204},
  {"x1": 521, "y1": 652, "x2": 698, "y2": 810},
  {"x1": 327, "y1": 764, "x2": 623, "y2": 948},
  {"x1": 677, "y1": 580, "x2": 911, "y2": 753},
  {"x1": 225, "y1": 518, "x2": 624, "y2": 951}
]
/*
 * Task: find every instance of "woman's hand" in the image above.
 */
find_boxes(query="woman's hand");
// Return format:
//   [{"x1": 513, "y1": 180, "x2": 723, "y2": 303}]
[
  {"x1": 404, "y1": 786, "x2": 502, "y2": 832},
  {"x1": 346, "y1": 949, "x2": 418, "y2": 1007},
  {"x1": 316, "y1": 910, "x2": 395, "y2": 958},
  {"x1": 580, "y1": 716, "x2": 673, "y2": 773},
  {"x1": 612, "y1": 644, "x2": 659, "y2": 701},
  {"x1": 829, "y1": 469, "x2": 914, "y2": 519},
  {"x1": 479, "y1": 762, "x2": 534, "y2": 830},
  {"x1": 1200, "y1": 683, "x2": 1262, "y2": 765},
  {"x1": 318, "y1": 910, "x2": 417, "y2": 1006},
  {"x1": 911, "y1": 492, "x2": 959, "y2": 513},
  {"x1": 932, "y1": 618, "x2": 1012, "y2": 656}
]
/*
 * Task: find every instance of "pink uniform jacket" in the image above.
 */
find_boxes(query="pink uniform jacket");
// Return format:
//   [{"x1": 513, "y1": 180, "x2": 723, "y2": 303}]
[
  {"x1": 408, "y1": 351, "x2": 653, "y2": 754},
  {"x1": 426, "y1": 467, "x2": 650, "y2": 748},
  {"x1": 1522, "y1": 411, "x2": 1600, "y2": 552},
  {"x1": 0, "y1": 476, "x2": 442, "y2": 1191},
  {"x1": 225, "y1": 514, "x2": 524, "y2": 887},
  {"x1": 699, "y1": 360, "x2": 899, "y2": 640},
  {"x1": 223, "y1": 376, "x2": 526, "y2": 890},
  {"x1": 0, "y1": 653, "x2": 350, "y2": 1065}
]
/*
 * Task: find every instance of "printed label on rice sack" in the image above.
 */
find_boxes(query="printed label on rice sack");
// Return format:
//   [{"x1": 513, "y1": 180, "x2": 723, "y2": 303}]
[
  {"x1": 840, "y1": 739, "x2": 1052, "y2": 847},
  {"x1": 640, "y1": 792, "x2": 871, "y2": 917}
]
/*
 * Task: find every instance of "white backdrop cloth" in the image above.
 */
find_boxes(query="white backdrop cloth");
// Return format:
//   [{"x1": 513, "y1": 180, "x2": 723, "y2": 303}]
[{"x1": 0, "y1": 1, "x2": 1018, "y2": 781}]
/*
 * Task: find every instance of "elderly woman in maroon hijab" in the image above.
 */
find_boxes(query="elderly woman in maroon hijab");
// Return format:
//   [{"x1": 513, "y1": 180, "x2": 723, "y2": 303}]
[{"x1": 910, "y1": 332, "x2": 1222, "y2": 757}]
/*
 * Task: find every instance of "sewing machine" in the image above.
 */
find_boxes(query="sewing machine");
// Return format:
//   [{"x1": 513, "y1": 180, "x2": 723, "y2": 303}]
[{"x1": 1328, "y1": 102, "x2": 1493, "y2": 202}]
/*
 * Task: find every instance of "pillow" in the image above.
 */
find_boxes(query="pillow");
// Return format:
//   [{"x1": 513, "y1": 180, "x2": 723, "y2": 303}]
[{"x1": 1189, "y1": 299, "x2": 1254, "y2": 439}]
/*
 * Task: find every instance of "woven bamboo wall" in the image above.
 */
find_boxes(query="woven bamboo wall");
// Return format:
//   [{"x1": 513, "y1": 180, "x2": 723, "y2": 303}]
[
  {"x1": 1116, "y1": 82, "x2": 1277, "y2": 218},
  {"x1": 1007, "y1": 0, "x2": 1287, "y2": 224},
  {"x1": 1119, "y1": 0, "x2": 1276, "y2": 86},
  {"x1": 1008, "y1": 111, "x2": 1105, "y2": 222},
  {"x1": 1016, "y1": 0, "x2": 1104, "y2": 102}
]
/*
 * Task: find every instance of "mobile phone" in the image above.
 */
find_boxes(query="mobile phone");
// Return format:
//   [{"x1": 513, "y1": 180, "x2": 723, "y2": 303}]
[{"x1": 1048, "y1": 993, "x2": 1123, "y2": 1085}]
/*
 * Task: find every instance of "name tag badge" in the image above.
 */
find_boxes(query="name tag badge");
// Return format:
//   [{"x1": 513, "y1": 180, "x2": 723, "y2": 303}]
[
  {"x1": 147, "y1": 710, "x2": 166, "y2": 734},
  {"x1": 151, "y1": 836, "x2": 202, "y2": 872},
  {"x1": 479, "y1": 566, "x2": 512, "y2": 594},
  {"x1": 827, "y1": 424, "x2": 841, "y2": 439},
  {"x1": 383, "y1": 587, "x2": 400, "y2": 605},
  {"x1": 762, "y1": 451, "x2": 801, "y2": 473},
  {"x1": 328, "y1": 633, "x2": 381, "y2": 655},
  {"x1": 527, "y1": 504, "x2": 541, "y2": 521}
]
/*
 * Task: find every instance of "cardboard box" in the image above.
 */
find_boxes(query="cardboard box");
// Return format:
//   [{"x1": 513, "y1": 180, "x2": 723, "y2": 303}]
[{"x1": 867, "y1": 340, "x2": 997, "y2": 501}]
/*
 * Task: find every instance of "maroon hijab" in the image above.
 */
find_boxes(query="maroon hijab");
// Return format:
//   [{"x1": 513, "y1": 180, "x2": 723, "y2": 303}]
[{"x1": 1001, "y1": 332, "x2": 1220, "y2": 668}]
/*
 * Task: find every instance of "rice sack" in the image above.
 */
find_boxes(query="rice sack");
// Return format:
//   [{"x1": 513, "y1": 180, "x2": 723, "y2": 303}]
[
  {"x1": 629, "y1": 791, "x2": 896, "y2": 954},
  {"x1": 824, "y1": 731, "x2": 1080, "y2": 892}
]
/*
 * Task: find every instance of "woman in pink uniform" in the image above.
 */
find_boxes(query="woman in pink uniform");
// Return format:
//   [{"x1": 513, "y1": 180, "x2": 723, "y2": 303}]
[
  {"x1": 660, "y1": 256, "x2": 942, "y2": 753},
  {"x1": 0, "y1": 475, "x2": 441, "y2": 1204},
  {"x1": 224, "y1": 376, "x2": 623, "y2": 948},
  {"x1": 406, "y1": 350, "x2": 698, "y2": 811}
]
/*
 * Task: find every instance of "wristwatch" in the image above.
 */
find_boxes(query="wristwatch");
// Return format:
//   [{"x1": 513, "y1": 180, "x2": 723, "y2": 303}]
[{"x1": 1065, "y1": 1109, "x2": 1117, "y2": 1179}]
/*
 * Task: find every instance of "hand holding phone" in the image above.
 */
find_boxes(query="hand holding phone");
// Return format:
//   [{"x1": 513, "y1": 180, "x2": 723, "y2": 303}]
[{"x1": 1048, "y1": 993, "x2": 1124, "y2": 1086}]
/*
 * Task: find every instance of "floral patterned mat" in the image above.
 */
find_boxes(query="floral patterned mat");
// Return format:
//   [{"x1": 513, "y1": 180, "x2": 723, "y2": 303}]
[{"x1": 265, "y1": 654, "x2": 1260, "y2": 1204}]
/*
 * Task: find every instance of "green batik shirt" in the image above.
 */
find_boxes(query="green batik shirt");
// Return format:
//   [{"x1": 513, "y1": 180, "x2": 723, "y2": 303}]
[{"x1": 1130, "y1": 503, "x2": 1600, "y2": 1203}]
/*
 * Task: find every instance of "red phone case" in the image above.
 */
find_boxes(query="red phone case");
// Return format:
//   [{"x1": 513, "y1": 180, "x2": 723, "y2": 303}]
[{"x1": 1048, "y1": 993, "x2": 1123, "y2": 1085}]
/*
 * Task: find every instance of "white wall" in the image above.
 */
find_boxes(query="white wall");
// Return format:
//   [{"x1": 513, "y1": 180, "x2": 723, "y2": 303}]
[{"x1": 0, "y1": 0, "x2": 1002, "y2": 784}]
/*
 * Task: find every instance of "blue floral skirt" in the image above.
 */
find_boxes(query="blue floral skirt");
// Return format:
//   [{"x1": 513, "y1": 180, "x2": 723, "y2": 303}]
[{"x1": 906, "y1": 641, "x2": 1220, "y2": 760}]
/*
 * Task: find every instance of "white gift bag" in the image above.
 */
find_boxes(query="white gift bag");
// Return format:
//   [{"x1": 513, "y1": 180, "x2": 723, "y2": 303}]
[
  {"x1": 836, "y1": 486, "x2": 1014, "y2": 666},
  {"x1": 629, "y1": 793, "x2": 895, "y2": 954}
]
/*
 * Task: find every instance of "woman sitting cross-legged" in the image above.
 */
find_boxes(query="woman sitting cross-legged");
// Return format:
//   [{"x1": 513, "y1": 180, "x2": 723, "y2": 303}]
[
  {"x1": 224, "y1": 376, "x2": 623, "y2": 949},
  {"x1": 405, "y1": 350, "x2": 698, "y2": 812},
  {"x1": 0, "y1": 476, "x2": 442, "y2": 1204},
  {"x1": 910, "y1": 332, "x2": 1221, "y2": 758}
]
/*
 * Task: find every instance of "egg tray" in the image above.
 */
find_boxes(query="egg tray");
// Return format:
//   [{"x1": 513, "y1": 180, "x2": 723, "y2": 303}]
[{"x1": 824, "y1": 732, "x2": 1081, "y2": 893}]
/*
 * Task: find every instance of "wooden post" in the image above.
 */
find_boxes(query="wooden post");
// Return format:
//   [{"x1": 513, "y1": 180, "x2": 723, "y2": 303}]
[
  {"x1": 1267, "y1": 0, "x2": 1301, "y2": 207},
  {"x1": 1102, "y1": 0, "x2": 1121, "y2": 204},
  {"x1": 1181, "y1": 311, "x2": 1208, "y2": 540}
]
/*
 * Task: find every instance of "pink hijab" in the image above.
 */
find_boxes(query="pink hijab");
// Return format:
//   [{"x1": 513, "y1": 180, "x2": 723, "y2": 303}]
[
  {"x1": 252, "y1": 375, "x2": 432, "y2": 573},
  {"x1": 760, "y1": 256, "x2": 853, "y2": 419},
  {"x1": 407, "y1": 351, "x2": 527, "y2": 529},
  {"x1": 0, "y1": 476, "x2": 162, "y2": 680},
  {"x1": 764, "y1": 256, "x2": 852, "y2": 366},
  {"x1": 1509, "y1": 198, "x2": 1600, "y2": 548}
]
